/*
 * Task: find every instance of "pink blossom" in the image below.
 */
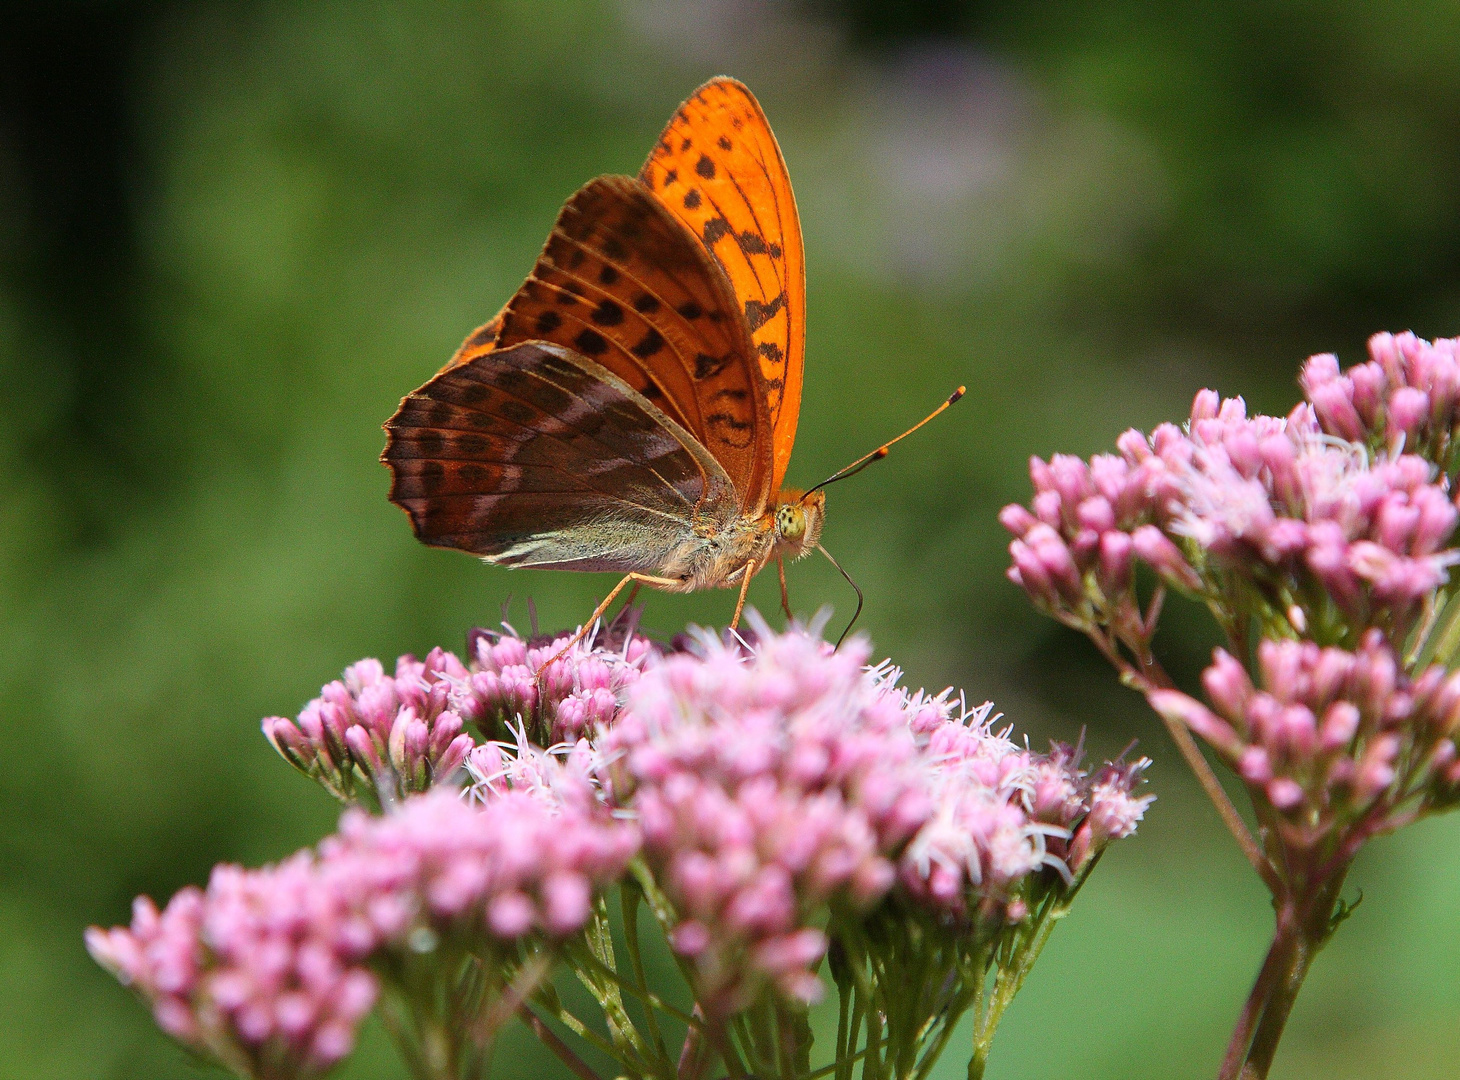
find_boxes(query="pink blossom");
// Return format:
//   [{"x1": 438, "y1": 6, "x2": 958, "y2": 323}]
[
  {"x1": 1302, "y1": 332, "x2": 1460, "y2": 470},
  {"x1": 454, "y1": 624, "x2": 656, "y2": 744},
  {"x1": 596, "y1": 621, "x2": 936, "y2": 1015},
  {"x1": 319, "y1": 773, "x2": 639, "y2": 947},
  {"x1": 597, "y1": 622, "x2": 1150, "y2": 1012},
  {"x1": 264, "y1": 648, "x2": 475, "y2": 805},
  {"x1": 1150, "y1": 631, "x2": 1460, "y2": 839},
  {"x1": 86, "y1": 857, "x2": 379, "y2": 1079}
]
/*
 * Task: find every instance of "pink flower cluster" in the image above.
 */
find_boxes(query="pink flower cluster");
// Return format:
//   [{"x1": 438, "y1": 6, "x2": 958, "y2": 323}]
[
  {"x1": 318, "y1": 781, "x2": 639, "y2": 946},
  {"x1": 453, "y1": 625, "x2": 656, "y2": 744},
  {"x1": 264, "y1": 649, "x2": 476, "y2": 804},
  {"x1": 86, "y1": 856, "x2": 379, "y2": 1079},
  {"x1": 1152, "y1": 632, "x2": 1460, "y2": 840},
  {"x1": 1303, "y1": 332, "x2": 1460, "y2": 470},
  {"x1": 595, "y1": 624, "x2": 1150, "y2": 1013},
  {"x1": 1168, "y1": 394, "x2": 1456, "y2": 622},
  {"x1": 88, "y1": 762, "x2": 638, "y2": 1078},
  {"x1": 596, "y1": 627, "x2": 930, "y2": 1014},
  {"x1": 1003, "y1": 387, "x2": 1460, "y2": 640},
  {"x1": 899, "y1": 703, "x2": 1151, "y2": 923},
  {"x1": 1000, "y1": 437, "x2": 1196, "y2": 628}
]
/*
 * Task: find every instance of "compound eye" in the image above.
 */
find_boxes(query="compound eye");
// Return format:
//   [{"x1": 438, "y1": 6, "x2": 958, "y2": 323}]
[{"x1": 778, "y1": 505, "x2": 806, "y2": 541}]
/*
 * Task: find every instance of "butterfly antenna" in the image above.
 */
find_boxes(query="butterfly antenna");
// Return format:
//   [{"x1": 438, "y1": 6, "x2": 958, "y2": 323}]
[
  {"x1": 817, "y1": 544, "x2": 863, "y2": 648},
  {"x1": 804, "y1": 385, "x2": 965, "y2": 499}
]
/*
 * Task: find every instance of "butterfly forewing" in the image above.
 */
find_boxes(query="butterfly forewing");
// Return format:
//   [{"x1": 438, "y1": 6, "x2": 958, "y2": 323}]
[
  {"x1": 493, "y1": 176, "x2": 773, "y2": 512},
  {"x1": 384, "y1": 341, "x2": 738, "y2": 570},
  {"x1": 639, "y1": 77, "x2": 806, "y2": 495}
]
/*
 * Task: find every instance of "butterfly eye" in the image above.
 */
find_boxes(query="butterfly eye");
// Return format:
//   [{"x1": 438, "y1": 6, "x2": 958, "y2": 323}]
[{"x1": 777, "y1": 504, "x2": 806, "y2": 541}]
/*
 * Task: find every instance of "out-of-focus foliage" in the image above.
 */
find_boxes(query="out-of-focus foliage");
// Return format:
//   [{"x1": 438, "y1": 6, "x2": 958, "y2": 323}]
[{"x1": 3, "y1": 2, "x2": 1460, "y2": 1077}]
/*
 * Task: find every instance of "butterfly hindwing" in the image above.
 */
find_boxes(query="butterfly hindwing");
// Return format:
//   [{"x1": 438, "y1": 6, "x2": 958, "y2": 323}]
[
  {"x1": 383, "y1": 341, "x2": 739, "y2": 571},
  {"x1": 640, "y1": 77, "x2": 806, "y2": 495}
]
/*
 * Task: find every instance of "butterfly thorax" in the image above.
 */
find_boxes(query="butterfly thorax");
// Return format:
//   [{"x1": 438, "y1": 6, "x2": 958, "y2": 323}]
[{"x1": 652, "y1": 488, "x2": 823, "y2": 594}]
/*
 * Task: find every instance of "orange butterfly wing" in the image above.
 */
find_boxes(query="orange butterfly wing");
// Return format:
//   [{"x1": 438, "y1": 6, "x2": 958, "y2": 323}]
[
  {"x1": 639, "y1": 77, "x2": 806, "y2": 497},
  {"x1": 441, "y1": 175, "x2": 776, "y2": 514}
]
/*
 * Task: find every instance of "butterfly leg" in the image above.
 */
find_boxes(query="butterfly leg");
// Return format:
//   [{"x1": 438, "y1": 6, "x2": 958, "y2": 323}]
[
  {"x1": 777, "y1": 557, "x2": 792, "y2": 622},
  {"x1": 729, "y1": 560, "x2": 756, "y2": 631},
  {"x1": 536, "y1": 571, "x2": 682, "y2": 676}
]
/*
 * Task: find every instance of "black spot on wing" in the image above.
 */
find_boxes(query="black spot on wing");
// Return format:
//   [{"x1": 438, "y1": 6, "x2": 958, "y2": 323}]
[
  {"x1": 574, "y1": 328, "x2": 609, "y2": 356},
  {"x1": 683, "y1": 189, "x2": 701, "y2": 210},
  {"x1": 744, "y1": 292, "x2": 786, "y2": 332},
  {"x1": 597, "y1": 265, "x2": 619, "y2": 285},
  {"x1": 677, "y1": 300, "x2": 703, "y2": 320},
  {"x1": 633, "y1": 293, "x2": 660, "y2": 314},
  {"x1": 717, "y1": 135, "x2": 732, "y2": 151},
  {"x1": 694, "y1": 352, "x2": 733, "y2": 380},
  {"x1": 702, "y1": 218, "x2": 730, "y2": 245},
  {"x1": 696, "y1": 155, "x2": 716, "y2": 179},
  {"x1": 535, "y1": 310, "x2": 563, "y2": 335},
  {"x1": 590, "y1": 299, "x2": 624, "y2": 326},
  {"x1": 631, "y1": 329, "x2": 665, "y2": 359},
  {"x1": 757, "y1": 341, "x2": 784, "y2": 363},
  {"x1": 500, "y1": 400, "x2": 534, "y2": 425},
  {"x1": 738, "y1": 231, "x2": 767, "y2": 255}
]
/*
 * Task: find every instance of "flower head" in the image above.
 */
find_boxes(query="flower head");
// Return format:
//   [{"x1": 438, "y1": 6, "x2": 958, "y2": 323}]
[
  {"x1": 453, "y1": 624, "x2": 657, "y2": 744},
  {"x1": 86, "y1": 856, "x2": 379, "y2": 1080},
  {"x1": 901, "y1": 702, "x2": 1151, "y2": 923},
  {"x1": 595, "y1": 620, "x2": 933, "y2": 1014},
  {"x1": 320, "y1": 769, "x2": 639, "y2": 948},
  {"x1": 1302, "y1": 332, "x2": 1460, "y2": 474},
  {"x1": 264, "y1": 648, "x2": 476, "y2": 805},
  {"x1": 1151, "y1": 631, "x2": 1460, "y2": 845}
]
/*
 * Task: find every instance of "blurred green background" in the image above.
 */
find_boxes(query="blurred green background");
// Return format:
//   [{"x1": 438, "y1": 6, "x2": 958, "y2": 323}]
[{"x1": 5, "y1": 1, "x2": 1460, "y2": 1077}]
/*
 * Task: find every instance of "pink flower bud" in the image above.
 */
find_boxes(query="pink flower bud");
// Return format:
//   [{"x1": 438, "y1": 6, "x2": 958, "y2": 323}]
[
  {"x1": 1077, "y1": 497, "x2": 1116, "y2": 534},
  {"x1": 1349, "y1": 361, "x2": 1386, "y2": 424},
  {"x1": 1389, "y1": 386, "x2": 1431, "y2": 435},
  {"x1": 1096, "y1": 530, "x2": 1134, "y2": 595},
  {"x1": 1318, "y1": 702, "x2": 1360, "y2": 751},
  {"x1": 1202, "y1": 650, "x2": 1253, "y2": 719},
  {"x1": 1306, "y1": 376, "x2": 1365, "y2": 442},
  {"x1": 1131, "y1": 525, "x2": 1201, "y2": 591},
  {"x1": 999, "y1": 503, "x2": 1037, "y2": 537},
  {"x1": 1266, "y1": 778, "x2": 1305, "y2": 810},
  {"x1": 1148, "y1": 689, "x2": 1244, "y2": 758},
  {"x1": 1116, "y1": 428, "x2": 1151, "y2": 462},
  {"x1": 1239, "y1": 746, "x2": 1273, "y2": 784},
  {"x1": 1191, "y1": 388, "x2": 1221, "y2": 421}
]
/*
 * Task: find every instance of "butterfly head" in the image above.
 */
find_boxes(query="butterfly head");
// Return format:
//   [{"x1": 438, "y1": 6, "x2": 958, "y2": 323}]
[{"x1": 772, "y1": 488, "x2": 825, "y2": 561}]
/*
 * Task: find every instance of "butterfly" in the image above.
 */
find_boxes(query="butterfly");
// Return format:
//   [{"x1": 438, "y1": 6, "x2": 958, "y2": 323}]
[{"x1": 382, "y1": 77, "x2": 960, "y2": 642}]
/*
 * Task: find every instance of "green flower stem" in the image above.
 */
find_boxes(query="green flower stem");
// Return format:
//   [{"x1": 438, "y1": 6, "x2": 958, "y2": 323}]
[
  {"x1": 377, "y1": 990, "x2": 439, "y2": 1080},
  {"x1": 518, "y1": 1005, "x2": 604, "y2": 1080},
  {"x1": 565, "y1": 938, "x2": 702, "y2": 1029},
  {"x1": 911, "y1": 983, "x2": 978, "y2": 1080},
  {"x1": 581, "y1": 901, "x2": 649, "y2": 1069},
  {"x1": 531, "y1": 982, "x2": 625, "y2": 1060},
  {"x1": 470, "y1": 950, "x2": 551, "y2": 1055},
  {"x1": 841, "y1": 971, "x2": 866, "y2": 1080},
  {"x1": 621, "y1": 884, "x2": 670, "y2": 1061},
  {"x1": 969, "y1": 882, "x2": 1086, "y2": 1080},
  {"x1": 1219, "y1": 864, "x2": 1352, "y2": 1080}
]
